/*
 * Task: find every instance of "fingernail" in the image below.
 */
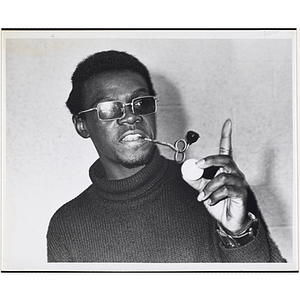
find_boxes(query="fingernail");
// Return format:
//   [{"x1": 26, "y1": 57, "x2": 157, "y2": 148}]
[
  {"x1": 196, "y1": 159, "x2": 205, "y2": 167},
  {"x1": 197, "y1": 191, "x2": 205, "y2": 202}
]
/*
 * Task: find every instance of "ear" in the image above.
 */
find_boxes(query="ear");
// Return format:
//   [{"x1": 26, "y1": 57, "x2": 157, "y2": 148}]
[{"x1": 72, "y1": 115, "x2": 90, "y2": 139}]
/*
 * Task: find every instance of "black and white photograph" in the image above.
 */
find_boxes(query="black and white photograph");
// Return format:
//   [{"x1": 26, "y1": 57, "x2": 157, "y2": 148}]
[{"x1": 2, "y1": 29, "x2": 298, "y2": 272}]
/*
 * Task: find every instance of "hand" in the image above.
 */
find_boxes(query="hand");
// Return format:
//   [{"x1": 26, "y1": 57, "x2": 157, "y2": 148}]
[{"x1": 183, "y1": 119, "x2": 249, "y2": 234}]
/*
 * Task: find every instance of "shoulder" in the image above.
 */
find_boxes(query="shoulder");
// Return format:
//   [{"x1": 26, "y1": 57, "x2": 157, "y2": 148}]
[{"x1": 48, "y1": 185, "x2": 94, "y2": 228}]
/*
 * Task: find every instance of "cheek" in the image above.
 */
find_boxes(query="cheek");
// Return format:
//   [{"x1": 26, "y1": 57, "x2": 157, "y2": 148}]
[
  {"x1": 144, "y1": 115, "x2": 157, "y2": 137},
  {"x1": 86, "y1": 118, "x2": 116, "y2": 149}
]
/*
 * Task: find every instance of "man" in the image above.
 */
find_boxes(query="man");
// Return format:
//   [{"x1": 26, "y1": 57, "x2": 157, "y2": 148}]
[{"x1": 47, "y1": 50, "x2": 285, "y2": 263}]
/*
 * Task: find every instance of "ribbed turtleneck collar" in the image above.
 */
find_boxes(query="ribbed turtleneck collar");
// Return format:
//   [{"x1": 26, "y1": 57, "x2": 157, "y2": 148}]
[{"x1": 89, "y1": 148, "x2": 169, "y2": 201}]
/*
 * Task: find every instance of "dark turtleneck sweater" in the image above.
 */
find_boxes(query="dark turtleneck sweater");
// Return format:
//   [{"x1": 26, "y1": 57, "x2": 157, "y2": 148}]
[{"x1": 47, "y1": 149, "x2": 285, "y2": 263}]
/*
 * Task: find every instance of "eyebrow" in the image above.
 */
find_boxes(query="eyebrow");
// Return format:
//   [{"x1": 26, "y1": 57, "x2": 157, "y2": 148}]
[
  {"x1": 130, "y1": 88, "x2": 150, "y2": 99},
  {"x1": 91, "y1": 88, "x2": 150, "y2": 106}
]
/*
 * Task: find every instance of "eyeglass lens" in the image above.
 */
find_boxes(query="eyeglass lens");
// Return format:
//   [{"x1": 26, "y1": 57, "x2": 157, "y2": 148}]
[
  {"x1": 98, "y1": 102, "x2": 124, "y2": 120},
  {"x1": 133, "y1": 97, "x2": 156, "y2": 115},
  {"x1": 97, "y1": 96, "x2": 156, "y2": 120}
]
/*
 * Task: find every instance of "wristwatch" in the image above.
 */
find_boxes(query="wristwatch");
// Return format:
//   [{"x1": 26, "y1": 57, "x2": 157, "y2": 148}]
[{"x1": 217, "y1": 212, "x2": 258, "y2": 248}]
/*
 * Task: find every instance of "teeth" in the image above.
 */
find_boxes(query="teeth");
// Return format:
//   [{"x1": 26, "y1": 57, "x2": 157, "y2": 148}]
[{"x1": 122, "y1": 134, "x2": 142, "y2": 142}]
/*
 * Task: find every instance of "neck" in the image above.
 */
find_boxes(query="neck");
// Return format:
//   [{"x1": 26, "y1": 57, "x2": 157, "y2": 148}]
[{"x1": 101, "y1": 160, "x2": 145, "y2": 180}]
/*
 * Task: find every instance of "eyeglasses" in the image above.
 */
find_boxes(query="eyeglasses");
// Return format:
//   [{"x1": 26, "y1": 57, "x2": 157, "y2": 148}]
[{"x1": 77, "y1": 96, "x2": 158, "y2": 121}]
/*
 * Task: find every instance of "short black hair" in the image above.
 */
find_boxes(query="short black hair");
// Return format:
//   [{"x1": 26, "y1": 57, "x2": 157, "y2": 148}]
[{"x1": 66, "y1": 50, "x2": 156, "y2": 115}]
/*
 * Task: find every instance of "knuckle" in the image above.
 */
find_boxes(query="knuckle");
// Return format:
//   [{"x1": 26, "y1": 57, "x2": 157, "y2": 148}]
[
  {"x1": 221, "y1": 185, "x2": 230, "y2": 194},
  {"x1": 240, "y1": 171, "x2": 246, "y2": 180},
  {"x1": 219, "y1": 173, "x2": 227, "y2": 182}
]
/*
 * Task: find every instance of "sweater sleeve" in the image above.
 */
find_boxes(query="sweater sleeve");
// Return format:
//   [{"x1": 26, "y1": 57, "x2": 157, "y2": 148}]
[
  {"x1": 217, "y1": 217, "x2": 287, "y2": 262},
  {"x1": 216, "y1": 188, "x2": 286, "y2": 263}
]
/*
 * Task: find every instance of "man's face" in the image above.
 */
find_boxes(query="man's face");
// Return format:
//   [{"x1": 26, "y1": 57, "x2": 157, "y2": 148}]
[{"x1": 80, "y1": 71, "x2": 157, "y2": 172}]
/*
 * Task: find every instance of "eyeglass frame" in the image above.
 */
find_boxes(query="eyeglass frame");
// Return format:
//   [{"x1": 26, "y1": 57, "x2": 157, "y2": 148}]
[{"x1": 77, "y1": 95, "x2": 158, "y2": 121}]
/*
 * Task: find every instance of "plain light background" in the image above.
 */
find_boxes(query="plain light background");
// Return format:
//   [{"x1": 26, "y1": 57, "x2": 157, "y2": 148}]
[{"x1": 2, "y1": 30, "x2": 297, "y2": 271}]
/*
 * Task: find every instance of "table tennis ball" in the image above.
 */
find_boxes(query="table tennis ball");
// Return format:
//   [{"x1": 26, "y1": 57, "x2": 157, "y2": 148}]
[{"x1": 181, "y1": 158, "x2": 204, "y2": 181}]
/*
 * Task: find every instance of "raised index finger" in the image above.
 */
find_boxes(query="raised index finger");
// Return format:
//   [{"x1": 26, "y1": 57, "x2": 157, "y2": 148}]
[{"x1": 219, "y1": 119, "x2": 232, "y2": 156}]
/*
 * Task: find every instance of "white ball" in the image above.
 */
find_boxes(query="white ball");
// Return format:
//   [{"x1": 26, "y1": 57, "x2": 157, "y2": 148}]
[{"x1": 181, "y1": 158, "x2": 204, "y2": 181}]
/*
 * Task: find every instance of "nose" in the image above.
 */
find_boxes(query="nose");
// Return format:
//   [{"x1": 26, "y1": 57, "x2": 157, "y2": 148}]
[{"x1": 117, "y1": 104, "x2": 142, "y2": 125}]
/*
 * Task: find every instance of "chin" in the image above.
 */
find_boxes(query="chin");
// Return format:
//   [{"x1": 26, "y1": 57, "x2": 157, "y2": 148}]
[{"x1": 117, "y1": 146, "x2": 155, "y2": 169}]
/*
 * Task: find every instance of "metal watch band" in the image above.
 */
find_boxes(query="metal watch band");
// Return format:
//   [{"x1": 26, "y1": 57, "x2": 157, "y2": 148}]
[{"x1": 216, "y1": 212, "x2": 258, "y2": 248}]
